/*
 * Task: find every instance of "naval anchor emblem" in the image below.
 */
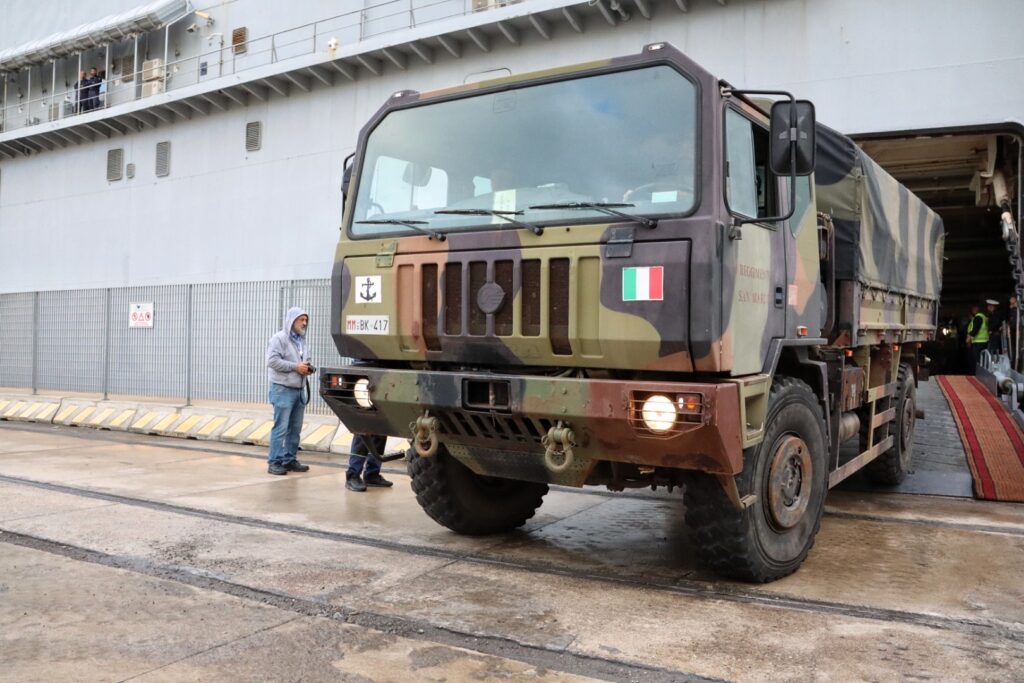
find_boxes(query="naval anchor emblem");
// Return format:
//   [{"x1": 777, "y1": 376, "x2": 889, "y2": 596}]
[
  {"x1": 357, "y1": 276, "x2": 382, "y2": 304},
  {"x1": 477, "y1": 282, "x2": 506, "y2": 314}
]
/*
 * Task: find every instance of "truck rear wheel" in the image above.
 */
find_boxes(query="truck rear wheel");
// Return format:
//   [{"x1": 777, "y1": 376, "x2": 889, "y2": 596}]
[
  {"x1": 684, "y1": 377, "x2": 827, "y2": 582},
  {"x1": 864, "y1": 363, "x2": 916, "y2": 485},
  {"x1": 407, "y1": 445, "x2": 548, "y2": 535}
]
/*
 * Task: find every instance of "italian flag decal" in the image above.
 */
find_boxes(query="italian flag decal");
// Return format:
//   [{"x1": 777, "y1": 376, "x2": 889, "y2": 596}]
[{"x1": 622, "y1": 266, "x2": 664, "y2": 301}]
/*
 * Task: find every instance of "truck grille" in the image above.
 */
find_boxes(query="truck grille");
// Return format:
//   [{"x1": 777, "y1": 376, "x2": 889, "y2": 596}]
[{"x1": 412, "y1": 256, "x2": 572, "y2": 355}]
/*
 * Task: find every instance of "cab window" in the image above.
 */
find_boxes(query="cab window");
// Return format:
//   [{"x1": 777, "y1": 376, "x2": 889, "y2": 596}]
[{"x1": 725, "y1": 108, "x2": 778, "y2": 220}]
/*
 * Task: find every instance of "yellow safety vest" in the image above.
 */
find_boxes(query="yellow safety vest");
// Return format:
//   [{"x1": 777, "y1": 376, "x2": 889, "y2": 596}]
[{"x1": 971, "y1": 312, "x2": 989, "y2": 344}]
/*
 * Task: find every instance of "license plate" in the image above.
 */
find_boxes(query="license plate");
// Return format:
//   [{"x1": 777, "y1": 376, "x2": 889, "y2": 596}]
[{"x1": 345, "y1": 315, "x2": 390, "y2": 335}]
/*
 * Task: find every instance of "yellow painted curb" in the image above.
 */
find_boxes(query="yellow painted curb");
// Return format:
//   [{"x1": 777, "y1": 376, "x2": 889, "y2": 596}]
[
  {"x1": 222, "y1": 418, "x2": 253, "y2": 439},
  {"x1": 55, "y1": 404, "x2": 80, "y2": 423},
  {"x1": 19, "y1": 402, "x2": 44, "y2": 419},
  {"x1": 132, "y1": 411, "x2": 159, "y2": 430},
  {"x1": 109, "y1": 409, "x2": 136, "y2": 428},
  {"x1": 4, "y1": 401, "x2": 26, "y2": 418},
  {"x1": 197, "y1": 416, "x2": 227, "y2": 437},
  {"x1": 300, "y1": 424, "x2": 335, "y2": 448},
  {"x1": 69, "y1": 406, "x2": 96, "y2": 425},
  {"x1": 173, "y1": 414, "x2": 205, "y2": 435},
  {"x1": 88, "y1": 408, "x2": 115, "y2": 426},
  {"x1": 35, "y1": 403, "x2": 59, "y2": 421},
  {"x1": 152, "y1": 413, "x2": 180, "y2": 432},
  {"x1": 248, "y1": 421, "x2": 274, "y2": 444}
]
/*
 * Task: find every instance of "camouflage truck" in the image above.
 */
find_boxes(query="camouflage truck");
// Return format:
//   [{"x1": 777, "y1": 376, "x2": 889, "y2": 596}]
[{"x1": 321, "y1": 43, "x2": 944, "y2": 582}]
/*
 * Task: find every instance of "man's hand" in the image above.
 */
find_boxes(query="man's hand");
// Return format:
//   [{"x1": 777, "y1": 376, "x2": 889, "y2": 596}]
[
  {"x1": 966, "y1": 336, "x2": 973, "y2": 345},
  {"x1": 296, "y1": 362, "x2": 312, "y2": 376}
]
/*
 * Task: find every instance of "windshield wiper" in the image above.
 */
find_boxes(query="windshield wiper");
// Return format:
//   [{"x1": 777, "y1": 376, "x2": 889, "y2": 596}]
[
  {"x1": 527, "y1": 202, "x2": 657, "y2": 229},
  {"x1": 355, "y1": 219, "x2": 446, "y2": 241},
  {"x1": 434, "y1": 209, "x2": 544, "y2": 235}
]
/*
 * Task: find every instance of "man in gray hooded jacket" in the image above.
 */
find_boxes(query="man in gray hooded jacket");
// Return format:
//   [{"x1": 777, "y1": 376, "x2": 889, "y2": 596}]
[{"x1": 265, "y1": 306, "x2": 315, "y2": 475}]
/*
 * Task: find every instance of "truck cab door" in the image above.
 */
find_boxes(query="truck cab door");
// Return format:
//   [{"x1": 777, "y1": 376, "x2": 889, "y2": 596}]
[
  {"x1": 783, "y1": 175, "x2": 826, "y2": 339},
  {"x1": 722, "y1": 106, "x2": 788, "y2": 375}
]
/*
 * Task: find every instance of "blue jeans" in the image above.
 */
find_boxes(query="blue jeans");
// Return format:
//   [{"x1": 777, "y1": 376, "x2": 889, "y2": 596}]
[
  {"x1": 268, "y1": 383, "x2": 305, "y2": 465},
  {"x1": 347, "y1": 434, "x2": 386, "y2": 479}
]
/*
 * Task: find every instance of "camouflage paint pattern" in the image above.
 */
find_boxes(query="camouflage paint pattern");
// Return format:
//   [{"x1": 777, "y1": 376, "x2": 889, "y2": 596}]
[
  {"x1": 323, "y1": 367, "x2": 744, "y2": 486},
  {"x1": 815, "y1": 123, "x2": 945, "y2": 301},
  {"x1": 322, "y1": 44, "x2": 940, "y2": 485}
]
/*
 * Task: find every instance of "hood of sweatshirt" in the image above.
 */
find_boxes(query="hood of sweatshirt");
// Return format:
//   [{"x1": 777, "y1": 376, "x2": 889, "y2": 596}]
[{"x1": 283, "y1": 306, "x2": 308, "y2": 335}]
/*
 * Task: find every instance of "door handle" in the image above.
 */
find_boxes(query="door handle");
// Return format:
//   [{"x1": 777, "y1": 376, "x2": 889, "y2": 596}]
[{"x1": 775, "y1": 286, "x2": 785, "y2": 308}]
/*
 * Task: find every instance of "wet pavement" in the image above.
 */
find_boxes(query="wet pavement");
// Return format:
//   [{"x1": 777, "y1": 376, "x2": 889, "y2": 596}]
[{"x1": 1, "y1": 396, "x2": 1022, "y2": 682}]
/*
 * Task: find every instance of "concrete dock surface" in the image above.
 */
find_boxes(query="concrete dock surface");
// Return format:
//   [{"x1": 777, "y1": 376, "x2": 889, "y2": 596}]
[{"x1": 1, "y1": 420, "x2": 1022, "y2": 682}]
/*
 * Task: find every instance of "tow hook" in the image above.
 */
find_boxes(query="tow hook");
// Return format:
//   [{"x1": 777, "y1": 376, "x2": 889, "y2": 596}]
[
  {"x1": 716, "y1": 474, "x2": 758, "y2": 510},
  {"x1": 410, "y1": 412, "x2": 440, "y2": 458},
  {"x1": 542, "y1": 421, "x2": 576, "y2": 473}
]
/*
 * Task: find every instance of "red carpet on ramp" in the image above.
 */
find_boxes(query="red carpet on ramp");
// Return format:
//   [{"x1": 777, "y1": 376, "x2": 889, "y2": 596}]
[{"x1": 936, "y1": 375, "x2": 1024, "y2": 503}]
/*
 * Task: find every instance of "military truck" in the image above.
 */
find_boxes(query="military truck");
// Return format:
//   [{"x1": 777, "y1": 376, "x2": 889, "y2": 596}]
[{"x1": 321, "y1": 43, "x2": 944, "y2": 582}]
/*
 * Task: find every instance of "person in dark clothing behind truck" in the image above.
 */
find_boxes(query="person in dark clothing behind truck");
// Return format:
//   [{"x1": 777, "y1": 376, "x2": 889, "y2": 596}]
[
  {"x1": 265, "y1": 306, "x2": 315, "y2": 475},
  {"x1": 346, "y1": 434, "x2": 393, "y2": 492}
]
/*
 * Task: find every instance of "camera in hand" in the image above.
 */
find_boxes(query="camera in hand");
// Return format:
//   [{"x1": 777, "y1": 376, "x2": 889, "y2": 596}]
[{"x1": 304, "y1": 361, "x2": 317, "y2": 374}]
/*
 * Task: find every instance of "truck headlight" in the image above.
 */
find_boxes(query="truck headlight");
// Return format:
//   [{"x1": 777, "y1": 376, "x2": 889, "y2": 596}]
[
  {"x1": 353, "y1": 378, "x2": 373, "y2": 408},
  {"x1": 641, "y1": 394, "x2": 676, "y2": 433}
]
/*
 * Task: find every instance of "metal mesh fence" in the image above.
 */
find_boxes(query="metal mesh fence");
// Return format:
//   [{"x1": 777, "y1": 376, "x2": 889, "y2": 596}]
[
  {"x1": 108, "y1": 285, "x2": 190, "y2": 398},
  {"x1": 37, "y1": 289, "x2": 107, "y2": 393},
  {"x1": 293, "y1": 278, "x2": 347, "y2": 415},
  {"x1": 0, "y1": 292, "x2": 35, "y2": 388},
  {"x1": 0, "y1": 279, "x2": 347, "y2": 415},
  {"x1": 189, "y1": 281, "x2": 283, "y2": 407}
]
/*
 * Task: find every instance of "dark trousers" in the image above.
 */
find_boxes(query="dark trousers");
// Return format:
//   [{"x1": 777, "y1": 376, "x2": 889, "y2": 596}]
[
  {"x1": 347, "y1": 434, "x2": 386, "y2": 479},
  {"x1": 970, "y1": 343, "x2": 987, "y2": 375}
]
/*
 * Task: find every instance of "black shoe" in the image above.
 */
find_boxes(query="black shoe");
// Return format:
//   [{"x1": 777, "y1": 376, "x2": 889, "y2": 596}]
[
  {"x1": 364, "y1": 473, "x2": 393, "y2": 488},
  {"x1": 268, "y1": 463, "x2": 288, "y2": 475},
  {"x1": 346, "y1": 476, "x2": 367, "y2": 492},
  {"x1": 284, "y1": 460, "x2": 310, "y2": 472}
]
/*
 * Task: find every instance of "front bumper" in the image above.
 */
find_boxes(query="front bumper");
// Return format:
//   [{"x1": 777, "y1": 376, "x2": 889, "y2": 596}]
[{"x1": 321, "y1": 367, "x2": 743, "y2": 485}]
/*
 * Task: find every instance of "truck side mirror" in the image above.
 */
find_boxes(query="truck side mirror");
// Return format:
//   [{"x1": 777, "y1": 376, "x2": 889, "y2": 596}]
[
  {"x1": 341, "y1": 153, "x2": 355, "y2": 198},
  {"x1": 340, "y1": 152, "x2": 355, "y2": 216},
  {"x1": 769, "y1": 100, "x2": 816, "y2": 176}
]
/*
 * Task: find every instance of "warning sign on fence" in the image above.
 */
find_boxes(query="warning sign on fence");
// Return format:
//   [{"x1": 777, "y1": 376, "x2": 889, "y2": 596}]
[{"x1": 129, "y1": 302, "x2": 154, "y2": 328}]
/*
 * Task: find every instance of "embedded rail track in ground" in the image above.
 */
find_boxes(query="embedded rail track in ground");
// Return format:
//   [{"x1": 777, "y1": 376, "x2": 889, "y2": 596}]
[
  {"x1": 0, "y1": 467, "x2": 1021, "y2": 645},
  {"x1": 0, "y1": 420, "x2": 1011, "y2": 537}
]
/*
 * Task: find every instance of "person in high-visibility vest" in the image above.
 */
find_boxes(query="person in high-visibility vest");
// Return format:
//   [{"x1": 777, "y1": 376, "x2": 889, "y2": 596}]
[{"x1": 966, "y1": 299, "x2": 998, "y2": 374}]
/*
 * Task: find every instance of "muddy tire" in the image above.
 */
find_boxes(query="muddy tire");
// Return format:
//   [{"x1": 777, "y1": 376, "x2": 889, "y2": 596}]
[
  {"x1": 684, "y1": 377, "x2": 828, "y2": 583},
  {"x1": 864, "y1": 363, "x2": 916, "y2": 485},
  {"x1": 407, "y1": 445, "x2": 548, "y2": 535}
]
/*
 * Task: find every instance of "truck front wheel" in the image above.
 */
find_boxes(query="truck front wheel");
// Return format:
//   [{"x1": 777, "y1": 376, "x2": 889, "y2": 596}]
[
  {"x1": 684, "y1": 377, "x2": 828, "y2": 582},
  {"x1": 407, "y1": 445, "x2": 548, "y2": 535}
]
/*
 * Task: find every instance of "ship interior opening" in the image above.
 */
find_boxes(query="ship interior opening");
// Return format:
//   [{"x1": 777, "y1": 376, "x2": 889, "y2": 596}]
[{"x1": 853, "y1": 130, "x2": 1022, "y2": 375}]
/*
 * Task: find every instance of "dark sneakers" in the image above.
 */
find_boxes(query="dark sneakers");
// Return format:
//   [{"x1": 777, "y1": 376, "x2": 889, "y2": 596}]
[
  {"x1": 267, "y1": 463, "x2": 288, "y2": 475},
  {"x1": 285, "y1": 460, "x2": 310, "y2": 472},
  {"x1": 345, "y1": 476, "x2": 367, "y2": 492},
  {"x1": 364, "y1": 473, "x2": 393, "y2": 488}
]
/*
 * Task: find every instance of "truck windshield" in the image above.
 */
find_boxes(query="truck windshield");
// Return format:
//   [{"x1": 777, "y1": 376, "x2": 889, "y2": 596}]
[{"x1": 350, "y1": 65, "x2": 698, "y2": 238}]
